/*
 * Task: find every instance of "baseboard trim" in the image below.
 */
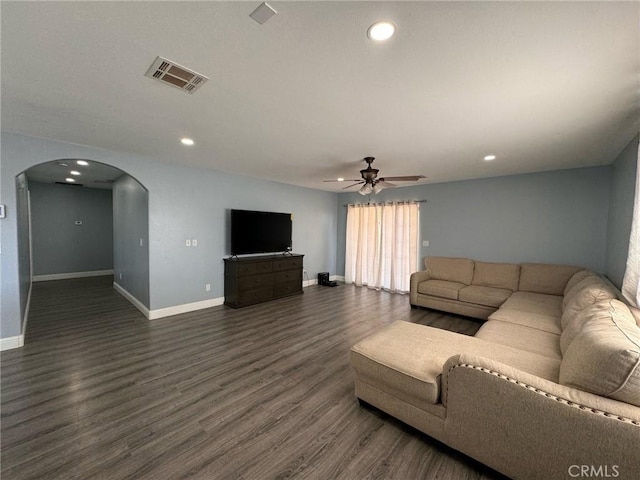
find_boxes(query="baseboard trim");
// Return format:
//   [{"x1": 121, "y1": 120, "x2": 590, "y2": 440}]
[
  {"x1": 21, "y1": 281, "x2": 33, "y2": 340},
  {"x1": 113, "y1": 282, "x2": 224, "y2": 320},
  {"x1": 34, "y1": 270, "x2": 114, "y2": 282},
  {"x1": 148, "y1": 297, "x2": 225, "y2": 320},
  {"x1": 2, "y1": 282, "x2": 33, "y2": 351},
  {"x1": 303, "y1": 276, "x2": 344, "y2": 288},
  {"x1": 113, "y1": 282, "x2": 151, "y2": 319},
  {"x1": 0, "y1": 335, "x2": 24, "y2": 351}
]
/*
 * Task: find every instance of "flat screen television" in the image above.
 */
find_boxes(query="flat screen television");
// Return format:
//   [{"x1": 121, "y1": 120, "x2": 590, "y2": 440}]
[{"x1": 230, "y1": 209, "x2": 292, "y2": 255}]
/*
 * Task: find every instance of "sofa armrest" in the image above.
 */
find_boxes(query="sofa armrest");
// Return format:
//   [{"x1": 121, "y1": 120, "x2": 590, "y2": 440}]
[
  {"x1": 442, "y1": 353, "x2": 640, "y2": 480},
  {"x1": 410, "y1": 270, "x2": 431, "y2": 305}
]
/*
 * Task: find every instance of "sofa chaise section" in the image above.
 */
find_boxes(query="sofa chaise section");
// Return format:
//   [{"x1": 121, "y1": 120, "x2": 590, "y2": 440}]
[{"x1": 354, "y1": 258, "x2": 640, "y2": 479}]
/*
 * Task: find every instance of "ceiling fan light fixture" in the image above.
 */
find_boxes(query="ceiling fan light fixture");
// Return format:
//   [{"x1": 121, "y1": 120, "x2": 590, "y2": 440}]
[
  {"x1": 367, "y1": 21, "x2": 396, "y2": 41},
  {"x1": 359, "y1": 183, "x2": 373, "y2": 195},
  {"x1": 372, "y1": 183, "x2": 383, "y2": 194}
]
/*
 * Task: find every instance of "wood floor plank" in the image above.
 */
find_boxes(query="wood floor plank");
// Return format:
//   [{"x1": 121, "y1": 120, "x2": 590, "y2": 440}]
[{"x1": 1, "y1": 276, "x2": 506, "y2": 480}]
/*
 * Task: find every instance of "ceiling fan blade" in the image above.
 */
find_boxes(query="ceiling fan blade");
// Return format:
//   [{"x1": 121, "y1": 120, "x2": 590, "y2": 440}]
[
  {"x1": 379, "y1": 175, "x2": 426, "y2": 182},
  {"x1": 342, "y1": 181, "x2": 364, "y2": 189},
  {"x1": 323, "y1": 179, "x2": 361, "y2": 182},
  {"x1": 377, "y1": 181, "x2": 396, "y2": 188}
]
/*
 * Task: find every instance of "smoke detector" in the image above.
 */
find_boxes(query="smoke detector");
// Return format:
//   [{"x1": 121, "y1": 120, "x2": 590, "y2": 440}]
[{"x1": 145, "y1": 56, "x2": 209, "y2": 94}]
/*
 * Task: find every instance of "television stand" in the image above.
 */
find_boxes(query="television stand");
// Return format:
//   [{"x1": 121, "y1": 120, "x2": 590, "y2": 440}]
[{"x1": 223, "y1": 254, "x2": 304, "y2": 308}]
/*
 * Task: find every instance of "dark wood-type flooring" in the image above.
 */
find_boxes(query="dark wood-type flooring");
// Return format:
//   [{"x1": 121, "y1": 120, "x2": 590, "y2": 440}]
[{"x1": 1, "y1": 277, "x2": 507, "y2": 480}]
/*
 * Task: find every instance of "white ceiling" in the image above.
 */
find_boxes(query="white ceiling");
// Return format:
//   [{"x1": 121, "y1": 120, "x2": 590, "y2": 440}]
[
  {"x1": 2, "y1": 1, "x2": 639, "y2": 192},
  {"x1": 26, "y1": 160, "x2": 124, "y2": 190}
]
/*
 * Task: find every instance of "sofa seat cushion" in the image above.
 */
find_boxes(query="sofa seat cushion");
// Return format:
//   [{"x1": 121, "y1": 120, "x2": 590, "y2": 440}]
[
  {"x1": 475, "y1": 321, "x2": 562, "y2": 359},
  {"x1": 471, "y1": 261, "x2": 520, "y2": 291},
  {"x1": 488, "y1": 308, "x2": 561, "y2": 335},
  {"x1": 560, "y1": 300, "x2": 640, "y2": 407},
  {"x1": 425, "y1": 256, "x2": 474, "y2": 285},
  {"x1": 458, "y1": 285, "x2": 512, "y2": 308},
  {"x1": 518, "y1": 263, "x2": 583, "y2": 295},
  {"x1": 500, "y1": 291, "x2": 563, "y2": 317},
  {"x1": 417, "y1": 279, "x2": 466, "y2": 300},
  {"x1": 350, "y1": 321, "x2": 561, "y2": 409},
  {"x1": 350, "y1": 321, "x2": 470, "y2": 409}
]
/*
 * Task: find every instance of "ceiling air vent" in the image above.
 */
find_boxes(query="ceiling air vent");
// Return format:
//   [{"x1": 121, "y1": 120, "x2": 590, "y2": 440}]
[{"x1": 145, "y1": 56, "x2": 208, "y2": 94}]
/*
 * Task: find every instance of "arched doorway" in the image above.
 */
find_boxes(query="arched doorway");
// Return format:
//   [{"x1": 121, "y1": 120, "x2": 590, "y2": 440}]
[{"x1": 16, "y1": 158, "x2": 150, "y2": 344}]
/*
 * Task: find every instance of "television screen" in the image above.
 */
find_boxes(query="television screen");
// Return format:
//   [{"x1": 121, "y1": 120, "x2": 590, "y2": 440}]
[{"x1": 231, "y1": 209, "x2": 292, "y2": 255}]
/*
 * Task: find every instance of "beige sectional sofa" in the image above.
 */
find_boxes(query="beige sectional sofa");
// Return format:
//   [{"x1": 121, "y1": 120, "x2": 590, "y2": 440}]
[{"x1": 350, "y1": 257, "x2": 640, "y2": 479}]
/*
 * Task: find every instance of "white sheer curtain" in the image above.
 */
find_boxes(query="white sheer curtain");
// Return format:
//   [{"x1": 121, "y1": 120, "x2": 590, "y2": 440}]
[
  {"x1": 344, "y1": 201, "x2": 419, "y2": 293},
  {"x1": 622, "y1": 145, "x2": 640, "y2": 307}
]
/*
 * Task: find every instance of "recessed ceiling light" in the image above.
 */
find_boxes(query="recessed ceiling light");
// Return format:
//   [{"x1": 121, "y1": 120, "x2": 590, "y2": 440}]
[
  {"x1": 367, "y1": 21, "x2": 396, "y2": 41},
  {"x1": 181, "y1": 137, "x2": 195, "y2": 146},
  {"x1": 76, "y1": 160, "x2": 89, "y2": 166},
  {"x1": 484, "y1": 155, "x2": 496, "y2": 161},
  {"x1": 337, "y1": 177, "x2": 345, "y2": 182},
  {"x1": 70, "y1": 170, "x2": 81, "y2": 176},
  {"x1": 65, "y1": 178, "x2": 76, "y2": 182}
]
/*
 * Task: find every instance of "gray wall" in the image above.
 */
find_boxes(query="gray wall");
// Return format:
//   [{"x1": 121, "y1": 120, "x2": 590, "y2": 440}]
[
  {"x1": 337, "y1": 166, "x2": 612, "y2": 275},
  {"x1": 1, "y1": 132, "x2": 338, "y2": 340},
  {"x1": 113, "y1": 174, "x2": 150, "y2": 308},
  {"x1": 12, "y1": 173, "x2": 32, "y2": 337},
  {"x1": 29, "y1": 181, "x2": 114, "y2": 276},
  {"x1": 145, "y1": 161, "x2": 337, "y2": 309},
  {"x1": 605, "y1": 135, "x2": 639, "y2": 288}
]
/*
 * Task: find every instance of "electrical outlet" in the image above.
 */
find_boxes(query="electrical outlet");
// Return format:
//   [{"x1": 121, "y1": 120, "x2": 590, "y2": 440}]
[
  {"x1": 205, "y1": 283, "x2": 211, "y2": 292},
  {"x1": 422, "y1": 240, "x2": 430, "y2": 247},
  {"x1": 186, "y1": 239, "x2": 191, "y2": 247},
  {"x1": 192, "y1": 239, "x2": 198, "y2": 247},
  {"x1": 119, "y1": 273, "x2": 122, "y2": 280},
  {"x1": 139, "y1": 238, "x2": 143, "y2": 247}
]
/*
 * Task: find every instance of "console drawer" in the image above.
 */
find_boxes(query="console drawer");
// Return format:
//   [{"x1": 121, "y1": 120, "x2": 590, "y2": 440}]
[
  {"x1": 272, "y1": 257, "x2": 303, "y2": 272},
  {"x1": 274, "y1": 281, "x2": 302, "y2": 297},
  {"x1": 273, "y1": 270, "x2": 301, "y2": 285},
  {"x1": 238, "y1": 274, "x2": 272, "y2": 292},
  {"x1": 237, "y1": 286, "x2": 273, "y2": 305}
]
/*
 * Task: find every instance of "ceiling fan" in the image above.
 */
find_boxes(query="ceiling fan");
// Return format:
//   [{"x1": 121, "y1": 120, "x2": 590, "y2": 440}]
[{"x1": 324, "y1": 157, "x2": 426, "y2": 195}]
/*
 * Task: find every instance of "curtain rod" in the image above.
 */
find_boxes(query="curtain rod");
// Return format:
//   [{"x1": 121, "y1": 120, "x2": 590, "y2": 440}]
[{"x1": 343, "y1": 200, "x2": 426, "y2": 207}]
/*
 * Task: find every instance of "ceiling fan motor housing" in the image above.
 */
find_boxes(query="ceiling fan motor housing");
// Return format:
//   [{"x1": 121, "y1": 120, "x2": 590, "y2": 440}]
[
  {"x1": 360, "y1": 167, "x2": 379, "y2": 183},
  {"x1": 360, "y1": 156, "x2": 379, "y2": 183}
]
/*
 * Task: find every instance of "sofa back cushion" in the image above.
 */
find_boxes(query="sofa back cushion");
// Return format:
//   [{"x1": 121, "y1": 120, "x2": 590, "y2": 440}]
[
  {"x1": 559, "y1": 299, "x2": 640, "y2": 407},
  {"x1": 560, "y1": 277, "x2": 619, "y2": 333},
  {"x1": 631, "y1": 306, "x2": 640, "y2": 328},
  {"x1": 562, "y1": 274, "x2": 612, "y2": 310},
  {"x1": 560, "y1": 285, "x2": 621, "y2": 354},
  {"x1": 471, "y1": 261, "x2": 520, "y2": 291},
  {"x1": 518, "y1": 263, "x2": 583, "y2": 295},
  {"x1": 564, "y1": 269, "x2": 595, "y2": 296},
  {"x1": 425, "y1": 257, "x2": 474, "y2": 285}
]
